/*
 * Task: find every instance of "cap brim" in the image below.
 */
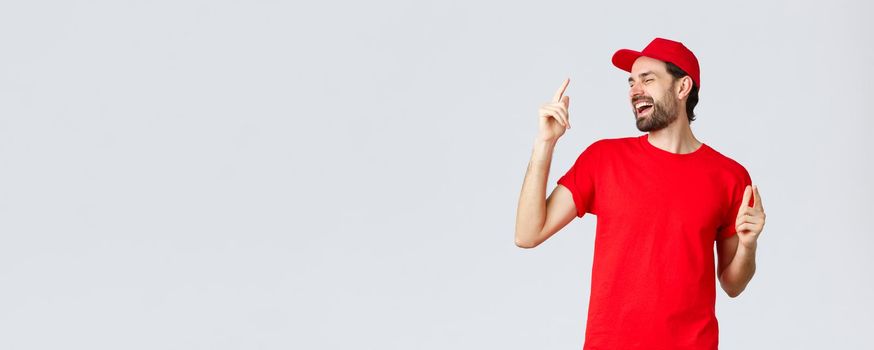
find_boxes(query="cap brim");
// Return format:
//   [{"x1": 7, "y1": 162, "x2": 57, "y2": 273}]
[{"x1": 612, "y1": 49, "x2": 644, "y2": 73}]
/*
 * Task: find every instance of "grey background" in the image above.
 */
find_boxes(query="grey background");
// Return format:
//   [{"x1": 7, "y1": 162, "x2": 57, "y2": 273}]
[{"x1": 1, "y1": 0, "x2": 871, "y2": 349}]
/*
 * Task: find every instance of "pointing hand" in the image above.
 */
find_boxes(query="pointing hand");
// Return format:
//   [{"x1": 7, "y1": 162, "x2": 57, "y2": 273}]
[
  {"x1": 537, "y1": 78, "x2": 571, "y2": 142},
  {"x1": 735, "y1": 185, "x2": 766, "y2": 249}
]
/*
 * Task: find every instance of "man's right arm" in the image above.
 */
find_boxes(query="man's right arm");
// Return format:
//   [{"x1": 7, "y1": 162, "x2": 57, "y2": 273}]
[{"x1": 514, "y1": 138, "x2": 578, "y2": 249}]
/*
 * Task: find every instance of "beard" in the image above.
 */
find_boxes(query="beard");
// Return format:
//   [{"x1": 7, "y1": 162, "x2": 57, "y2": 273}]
[{"x1": 633, "y1": 90, "x2": 679, "y2": 132}]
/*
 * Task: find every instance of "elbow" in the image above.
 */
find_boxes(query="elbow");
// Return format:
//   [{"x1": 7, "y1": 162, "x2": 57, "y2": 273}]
[
  {"x1": 721, "y1": 282, "x2": 745, "y2": 298},
  {"x1": 514, "y1": 238, "x2": 538, "y2": 249},
  {"x1": 729, "y1": 288, "x2": 748, "y2": 298},
  {"x1": 719, "y1": 276, "x2": 743, "y2": 298},
  {"x1": 514, "y1": 232, "x2": 540, "y2": 249}
]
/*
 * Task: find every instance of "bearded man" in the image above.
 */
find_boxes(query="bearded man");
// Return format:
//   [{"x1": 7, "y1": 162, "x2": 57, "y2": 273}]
[{"x1": 514, "y1": 37, "x2": 767, "y2": 349}]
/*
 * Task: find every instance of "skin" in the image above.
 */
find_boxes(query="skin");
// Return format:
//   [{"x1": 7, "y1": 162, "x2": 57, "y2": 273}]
[
  {"x1": 514, "y1": 78, "x2": 575, "y2": 249},
  {"x1": 514, "y1": 57, "x2": 766, "y2": 298},
  {"x1": 628, "y1": 56, "x2": 699, "y2": 154}
]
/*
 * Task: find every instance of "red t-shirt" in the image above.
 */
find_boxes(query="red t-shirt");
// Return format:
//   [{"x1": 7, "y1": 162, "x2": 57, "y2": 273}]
[{"x1": 557, "y1": 133, "x2": 752, "y2": 350}]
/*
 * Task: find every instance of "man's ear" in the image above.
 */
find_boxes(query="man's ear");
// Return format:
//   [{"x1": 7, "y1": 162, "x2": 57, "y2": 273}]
[{"x1": 675, "y1": 76, "x2": 693, "y2": 100}]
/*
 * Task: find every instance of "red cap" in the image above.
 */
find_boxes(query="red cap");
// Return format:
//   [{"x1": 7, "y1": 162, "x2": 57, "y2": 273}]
[{"x1": 612, "y1": 37, "x2": 700, "y2": 88}]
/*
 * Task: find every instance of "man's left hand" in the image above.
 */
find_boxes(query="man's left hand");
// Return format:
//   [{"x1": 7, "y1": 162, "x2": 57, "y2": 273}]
[{"x1": 735, "y1": 184, "x2": 766, "y2": 249}]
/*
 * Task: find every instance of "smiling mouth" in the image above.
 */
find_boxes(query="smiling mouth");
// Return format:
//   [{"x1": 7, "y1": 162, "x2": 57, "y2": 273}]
[{"x1": 635, "y1": 102, "x2": 653, "y2": 115}]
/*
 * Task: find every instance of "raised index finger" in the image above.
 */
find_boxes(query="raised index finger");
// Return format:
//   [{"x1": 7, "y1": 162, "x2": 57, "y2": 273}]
[
  {"x1": 553, "y1": 78, "x2": 570, "y2": 102},
  {"x1": 753, "y1": 185, "x2": 763, "y2": 211}
]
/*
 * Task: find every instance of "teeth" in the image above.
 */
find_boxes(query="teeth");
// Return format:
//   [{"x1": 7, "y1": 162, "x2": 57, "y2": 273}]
[{"x1": 635, "y1": 102, "x2": 653, "y2": 109}]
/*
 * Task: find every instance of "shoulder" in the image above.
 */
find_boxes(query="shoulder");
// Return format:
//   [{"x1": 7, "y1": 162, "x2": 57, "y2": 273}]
[
  {"x1": 596, "y1": 135, "x2": 639, "y2": 145},
  {"x1": 586, "y1": 135, "x2": 639, "y2": 152},
  {"x1": 705, "y1": 143, "x2": 751, "y2": 183},
  {"x1": 569, "y1": 135, "x2": 642, "y2": 163}
]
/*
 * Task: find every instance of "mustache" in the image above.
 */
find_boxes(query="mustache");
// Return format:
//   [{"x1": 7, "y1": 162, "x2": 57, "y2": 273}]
[{"x1": 632, "y1": 96, "x2": 653, "y2": 104}]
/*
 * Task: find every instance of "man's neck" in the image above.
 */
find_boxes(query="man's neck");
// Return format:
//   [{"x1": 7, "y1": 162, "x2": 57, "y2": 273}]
[{"x1": 647, "y1": 119, "x2": 701, "y2": 155}]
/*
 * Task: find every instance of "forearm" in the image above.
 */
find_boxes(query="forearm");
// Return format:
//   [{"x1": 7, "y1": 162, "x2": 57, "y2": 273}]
[
  {"x1": 514, "y1": 138, "x2": 558, "y2": 247},
  {"x1": 720, "y1": 241, "x2": 757, "y2": 297}
]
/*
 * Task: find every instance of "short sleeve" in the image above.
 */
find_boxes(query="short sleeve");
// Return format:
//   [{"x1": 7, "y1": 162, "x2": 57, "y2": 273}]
[
  {"x1": 556, "y1": 141, "x2": 600, "y2": 218},
  {"x1": 716, "y1": 165, "x2": 753, "y2": 240}
]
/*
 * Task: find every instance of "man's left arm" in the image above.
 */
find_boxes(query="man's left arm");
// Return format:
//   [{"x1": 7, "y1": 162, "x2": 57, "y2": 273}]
[{"x1": 716, "y1": 184, "x2": 766, "y2": 298}]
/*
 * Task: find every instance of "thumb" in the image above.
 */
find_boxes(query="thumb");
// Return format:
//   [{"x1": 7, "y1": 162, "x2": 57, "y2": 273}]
[
  {"x1": 736, "y1": 185, "x2": 752, "y2": 220},
  {"x1": 562, "y1": 95, "x2": 570, "y2": 108}
]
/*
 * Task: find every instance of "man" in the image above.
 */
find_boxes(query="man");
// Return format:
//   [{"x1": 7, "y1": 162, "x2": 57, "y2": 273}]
[{"x1": 514, "y1": 38, "x2": 766, "y2": 349}]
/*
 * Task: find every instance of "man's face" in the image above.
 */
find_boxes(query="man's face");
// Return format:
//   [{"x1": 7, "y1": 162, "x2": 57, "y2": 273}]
[{"x1": 628, "y1": 56, "x2": 679, "y2": 132}]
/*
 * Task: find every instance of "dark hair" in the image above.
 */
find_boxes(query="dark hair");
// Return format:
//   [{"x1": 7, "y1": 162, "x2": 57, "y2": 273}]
[{"x1": 664, "y1": 61, "x2": 699, "y2": 123}]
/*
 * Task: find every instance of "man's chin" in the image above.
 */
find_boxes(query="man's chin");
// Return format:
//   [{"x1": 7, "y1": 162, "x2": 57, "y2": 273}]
[
  {"x1": 635, "y1": 115, "x2": 649, "y2": 130},
  {"x1": 636, "y1": 120, "x2": 664, "y2": 132}
]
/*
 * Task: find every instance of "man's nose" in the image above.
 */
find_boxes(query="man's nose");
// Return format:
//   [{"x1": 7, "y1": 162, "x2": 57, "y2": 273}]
[{"x1": 629, "y1": 82, "x2": 644, "y2": 99}]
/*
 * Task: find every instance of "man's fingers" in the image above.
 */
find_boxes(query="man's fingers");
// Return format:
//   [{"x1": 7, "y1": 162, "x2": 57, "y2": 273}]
[
  {"x1": 552, "y1": 106, "x2": 569, "y2": 128},
  {"x1": 736, "y1": 185, "x2": 752, "y2": 220},
  {"x1": 561, "y1": 96, "x2": 571, "y2": 128},
  {"x1": 742, "y1": 185, "x2": 752, "y2": 207},
  {"x1": 736, "y1": 223, "x2": 754, "y2": 233},
  {"x1": 735, "y1": 210, "x2": 747, "y2": 228},
  {"x1": 735, "y1": 207, "x2": 765, "y2": 228},
  {"x1": 542, "y1": 103, "x2": 569, "y2": 126},
  {"x1": 736, "y1": 220, "x2": 762, "y2": 234},
  {"x1": 552, "y1": 78, "x2": 570, "y2": 102},
  {"x1": 738, "y1": 214, "x2": 764, "y2": 225},
  {"x1": 753, "y1": 185, "x2": 763, "y2": 211},
  {"x1": 540, "y1": 105, "x2": 568, "y2": 127}
]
